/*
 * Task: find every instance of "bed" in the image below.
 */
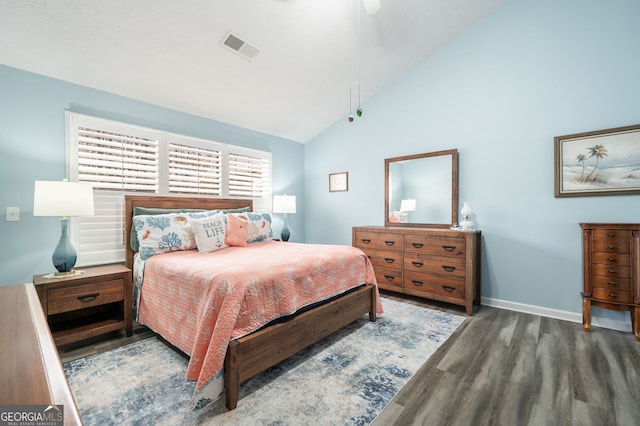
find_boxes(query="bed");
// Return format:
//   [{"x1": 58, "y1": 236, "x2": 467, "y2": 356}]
[{"x1": 123, "y1": 195, "x2": 380, "y2": 411}]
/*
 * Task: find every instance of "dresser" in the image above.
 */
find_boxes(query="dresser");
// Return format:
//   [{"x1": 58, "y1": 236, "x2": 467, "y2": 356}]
[
  {"x1": 580, "y1": 223, "x2": 640, "y2": 340},
  {"x1": 353, "y1": 226, "x2": 481, "y2": 315}
]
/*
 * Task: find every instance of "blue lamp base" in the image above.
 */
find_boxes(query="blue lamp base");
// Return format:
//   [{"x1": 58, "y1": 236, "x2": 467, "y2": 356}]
[
  {"x1": 52, "y1": 218, "x2": 78, "y2": 275},
  {"x1": 281, "y1": 213, "x2": 291, "y2": 242}
]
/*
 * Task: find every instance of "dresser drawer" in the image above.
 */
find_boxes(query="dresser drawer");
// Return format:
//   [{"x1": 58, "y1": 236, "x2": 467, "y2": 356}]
[
  {"x1": 592, "y1": 229, "x2": 631, "y2": 242},
  {"x1": 404, "y1": 234, "x2": 465, "y2": 257},
  {"x1": 592, "y1": 252, "x2": 631, "y2": 267},
  {"x1": 404, "y1": 272, "x2": 466, "y2": 300},
  {"x1": 592, "y1": 275, "x2": 632, "y2": 292},
  {"x1": 592, "y1": 240, "x2": 630, "y2": 254},
  {"x1": 404, "y1": 253, "x2": 466, "y2": 279},
  {"x1": 363, "y1": 248, "x2": 402, "y2": 270},
  {"x1": 592, "y1": 287, "x2": 633, "y2": 304},
  {"x1": 354, "y1": 231, "x2": 402, "y2": 251},
  {"x1": 373, "y1": 267, "x2": 403, "y2": 290},
  {"x1": 47, "y1": 279, "x2": 124, "y2": 315},
  {"x1": 592, "y1": 264, "x2": 631, "y2": 279}
]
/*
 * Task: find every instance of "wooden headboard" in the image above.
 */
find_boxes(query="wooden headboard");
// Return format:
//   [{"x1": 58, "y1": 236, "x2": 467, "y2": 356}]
[{"x1": 124, "y1": 195, "x2": 254, "y2": 269}]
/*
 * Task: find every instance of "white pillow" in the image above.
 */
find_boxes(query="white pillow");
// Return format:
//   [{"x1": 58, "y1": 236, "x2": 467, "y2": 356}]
[{"x1": 191, "y1": 213, "x2": 229, "y2": 253}]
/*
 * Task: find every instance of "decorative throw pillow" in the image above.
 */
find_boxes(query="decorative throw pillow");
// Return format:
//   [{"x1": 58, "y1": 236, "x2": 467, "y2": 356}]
[
  {"x1": 133, "y1": 213, "x2": 197, "y2": 260},
  {"x1": 191, "y1": 213, "x2": 228, "y2": 253},
  {"x1": 224, "y1": 213, "x2": 248, "y2": 247},
  {"x1": 235, "y1": 212, "x2": 273, "y2": 243}
]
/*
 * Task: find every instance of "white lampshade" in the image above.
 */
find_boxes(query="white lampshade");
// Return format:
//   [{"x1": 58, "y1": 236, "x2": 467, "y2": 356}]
[
  {"x1": 273, "y1": 195, "x2": 296, "y2": 214},
  {"x1": 34, "y1": 180, "x2": 95, "y2": 217},
  {"x1": 400, "y1": 199, "x2": 416, "y2": 212},
  {"x1": 363, "y1": 0, "x2": 381, "y2": 15}
]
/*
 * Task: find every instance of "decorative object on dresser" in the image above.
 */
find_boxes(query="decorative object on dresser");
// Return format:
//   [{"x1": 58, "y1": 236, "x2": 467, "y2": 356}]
[
  {"x1": 33, "y1": 179, "x2": 95, "y2": 275},
  {"x1": 459, "y1": 202, "x2": 474, "y2": 231},
  {"x1": 353, "y1": 226, "x2": 481, "y2": 315},
  {"x1": 272, "y1": 194, "x2": 296, "y2": 241},
  {"x1": 580, "y1": 223, "x2": 640, "y2": 340},
  {"x1": 34, "y1": 264, "x2": 133, "y2": 346}
]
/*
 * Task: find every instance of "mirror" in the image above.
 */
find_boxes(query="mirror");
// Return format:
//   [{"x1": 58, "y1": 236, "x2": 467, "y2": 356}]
[{"x1": 385, "y1": 149, "x2": 458, "y2": 228}]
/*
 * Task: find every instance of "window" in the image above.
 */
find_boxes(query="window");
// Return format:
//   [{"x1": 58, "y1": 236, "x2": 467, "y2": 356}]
[{"x1": 67, "y1": 112, "x2": 272, "y2": 266}]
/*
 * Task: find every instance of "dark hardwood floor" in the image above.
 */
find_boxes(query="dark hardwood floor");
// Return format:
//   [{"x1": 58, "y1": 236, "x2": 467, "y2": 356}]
[{"x1": 58, "y1": 292, "x2": 640, "y2": 426}]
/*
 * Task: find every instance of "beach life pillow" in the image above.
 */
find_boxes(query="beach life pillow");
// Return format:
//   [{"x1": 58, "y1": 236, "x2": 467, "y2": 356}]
[
  {"x1": 224, "y1": 213, "x2": 248, "y2": 247},
  {"x1": 133, "y1": 213, "x2": 197, "y2": 260},
  {"x1": 234, "y1": 212, "x2": 273, "y2": 243},
  {"x1": 191, "y1": 213, "x2": 228, "y2": 253}
]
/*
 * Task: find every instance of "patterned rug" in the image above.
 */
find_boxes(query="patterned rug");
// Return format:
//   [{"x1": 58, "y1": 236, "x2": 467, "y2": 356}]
[{"x1": 64, "y1": 297, "x2": 465, "y2": 425}]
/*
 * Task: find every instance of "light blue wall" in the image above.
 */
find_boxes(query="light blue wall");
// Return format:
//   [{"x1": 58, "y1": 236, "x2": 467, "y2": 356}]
[
  {"x1": 0, "y1": 65, "x2": 304, "y2": 285},
  {"x1": 305, "y1": 0, "x2": 640, "y2": 324}
]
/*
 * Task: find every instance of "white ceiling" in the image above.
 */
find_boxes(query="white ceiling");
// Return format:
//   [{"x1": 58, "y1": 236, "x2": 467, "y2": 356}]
[{"x1": 0, "y1": 0, "x2": 506, "y2": 143}]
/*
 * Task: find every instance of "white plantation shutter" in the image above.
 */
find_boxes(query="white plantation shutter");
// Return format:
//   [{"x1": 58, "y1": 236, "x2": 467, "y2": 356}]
[
  {"x1": 168, "y1": 142, "x2": 222, "y2": 195},
  {"x1": 66, "y1": 112, "x2": 272, "y2": 266}
]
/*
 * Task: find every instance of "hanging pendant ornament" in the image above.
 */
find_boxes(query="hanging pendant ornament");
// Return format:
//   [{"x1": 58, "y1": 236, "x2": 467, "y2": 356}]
[{"x1": 356, "y1": 107, "x2": 363, "y2": 117}]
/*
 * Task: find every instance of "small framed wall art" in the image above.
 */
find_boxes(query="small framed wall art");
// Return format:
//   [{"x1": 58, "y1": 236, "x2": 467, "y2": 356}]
[
  {"x1": 329, "y1": 172, "x2": 348, "y2": 192},
  {"x1": 554, "y1": 123, "x2": 640, "y2": 197}
]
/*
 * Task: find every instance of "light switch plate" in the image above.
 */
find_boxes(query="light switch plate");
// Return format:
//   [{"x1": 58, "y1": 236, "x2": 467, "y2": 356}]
[{"x1": 6, "y1": 207, "x2": 20, "y2": 221}]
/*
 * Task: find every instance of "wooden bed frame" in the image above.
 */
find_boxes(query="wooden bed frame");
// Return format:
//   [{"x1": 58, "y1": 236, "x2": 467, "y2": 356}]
[{"x1": 123, "y1": 195, "x2": 377, "y2": 410}]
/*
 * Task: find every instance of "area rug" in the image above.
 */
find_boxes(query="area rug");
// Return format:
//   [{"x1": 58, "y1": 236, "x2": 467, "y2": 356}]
[{"x1": 64, "y1": 297, "x2": 465, "y2": 426}]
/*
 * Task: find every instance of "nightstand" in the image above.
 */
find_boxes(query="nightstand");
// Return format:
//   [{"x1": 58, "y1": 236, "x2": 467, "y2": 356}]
[{"x1": 33, "y1": 264, "x2": 133, "y2": 346}]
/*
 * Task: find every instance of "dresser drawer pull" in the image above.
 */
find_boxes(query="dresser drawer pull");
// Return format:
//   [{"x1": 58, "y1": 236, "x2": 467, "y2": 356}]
[
  {"x1": 383, "y1": 275, "x2": 395, "y2": 281},
  {"x1": 442, "y1": 245, "x2": 456, "y2": 251},
  {"x1": 608, "y1": 257, "x2": 616, "y2": 262},
  {"x1": 411, "y1": 261, "x2": 424, "y2": 267},
  {"x1": 384, "y1": 258, "x2": 395, "y2": 263},
  {"x1": 442, "y1": 265, "x2": 456, "y2": 272},
  {"x1": 608, "y1": 281, "x2": 618, "y2": 286},
  {"x1": 607, "y1": 233, "x2": 616, "y2": 237},
  {"x1": 411, "y1": 280, "x2": 424, "y2": 286},
  {"x1": 411, "y1": 243, "x2": 424, "y2": 248},
  {"x1": 608, "y1": 293, "x2": 618, "y2": 298},
  {"x1": 441, "y1": 285, "x2": 455, "y2": 292},
  {"x1": 607, "y1": 270, "x2": 617, "y2": 274},
  {"x1": 606, "y1": 245, "x2": 617, "y2": 250},
  {"x1": 384, "y1": 240, "x2": 396, "y2": 246},
  {"x1": 77, "y1": 293, "x2": 100, "y2": 302},
  {"x1": 361, "y1": 238, "x2": 371, "y2": 244}
]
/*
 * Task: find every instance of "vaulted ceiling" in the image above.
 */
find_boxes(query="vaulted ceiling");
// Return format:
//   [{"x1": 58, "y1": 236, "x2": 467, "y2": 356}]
[{"x1": 0, "y1": 0, "x2": 506, "y2": 143}]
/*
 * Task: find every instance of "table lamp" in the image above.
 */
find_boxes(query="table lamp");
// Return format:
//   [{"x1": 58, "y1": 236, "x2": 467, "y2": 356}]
[
  {"x1": 34, "y1": 180, "x2": 95, "y2": 275},
  {"x1": 273, "y1": 194, "x2": 296, "y2": 241}
]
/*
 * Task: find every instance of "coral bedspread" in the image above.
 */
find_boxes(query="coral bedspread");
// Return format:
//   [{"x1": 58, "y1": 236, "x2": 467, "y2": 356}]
[{"x1": 136, "y1": 240, "x2": 381, "y2": 409}]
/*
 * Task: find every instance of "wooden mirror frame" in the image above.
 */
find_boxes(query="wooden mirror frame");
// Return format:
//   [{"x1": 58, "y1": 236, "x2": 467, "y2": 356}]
[{"x1": 384, "y1": 149, "x2": 459, "y2": 228}]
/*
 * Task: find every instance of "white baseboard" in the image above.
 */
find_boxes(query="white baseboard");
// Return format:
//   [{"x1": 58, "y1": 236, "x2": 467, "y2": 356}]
[{"x1": 481, "y1": 297, "x2": 632, "y2": 333}]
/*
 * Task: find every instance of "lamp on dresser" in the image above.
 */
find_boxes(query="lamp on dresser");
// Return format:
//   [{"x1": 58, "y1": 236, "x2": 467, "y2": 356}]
[
  {"x1": 33, "y1": 179, "x2": 94, "y2": 275},
  {"x1": 273, "y1": 194, "x2": 296, "y2": 242}
]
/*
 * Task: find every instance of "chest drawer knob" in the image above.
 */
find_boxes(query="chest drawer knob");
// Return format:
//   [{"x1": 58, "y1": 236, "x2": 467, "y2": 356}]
[
  {"x1": 442, "y1": 285, "x2": 455, "y2": 292},
  {"x1": 605, "y1": 245, "x2": 617, "y2": 250},
  {"x1": 384, "y1": 258, "x2": 395, "y2": 263},
  {"x1": 608, "y1": 257, "x2": 616, "y2": 262},
  {"x1": 607, "y1": 233, "x2": 616, "y2": 237},
  {"x1": 608, "y1": 281, "x2": 618, "y2": 286},
  {"x1": 77, "y1": 293, "x2": 100, "y2": 302},
  {"x1": 411, "y1": 280, "x2": 423, "y2": 286},
  {"x1": 608, "y1": 293, "x2": 618, "y2": 298},
  {"x1": 607, "y1": 269, "x2": 617, "y2": 274},
  {"x1": 361, "y1": 238, "x2": 371, "y2": 244},
  {"x1": 384, "y1": 240, "x2": 396, "y2": 246},
  {"x1": 442, "y1": 245, "x2": 456, "y2": 251},
  {"x1": 411, "y1": 261, "x2": 423, "y2": 267},
  {"x1": 442, "y1": 265, "x2": 456, "y2": 272},
  {"x1": 411, "y1": 243, "x2": 424, "y2": 248},
  {"x1": 383, "y1": 275, "x2": 395, "y2": 281}
]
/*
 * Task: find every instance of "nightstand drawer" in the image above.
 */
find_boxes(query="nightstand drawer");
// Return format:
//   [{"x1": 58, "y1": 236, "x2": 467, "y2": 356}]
[{"x1": 48, "y1": 279, "x2": 124, "y2": 315}]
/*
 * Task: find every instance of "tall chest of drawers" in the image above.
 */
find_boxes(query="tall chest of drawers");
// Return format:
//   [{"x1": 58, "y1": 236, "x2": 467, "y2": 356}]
[
  {"x1": 580, "y1": 223, "x2": 640, "y2": 340},
  {"x1": 353, "y1": 226, "x2": 481, "y2": 315}
]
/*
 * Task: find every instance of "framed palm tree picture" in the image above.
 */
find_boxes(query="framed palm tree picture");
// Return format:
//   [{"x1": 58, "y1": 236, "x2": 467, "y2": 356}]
[{"x1": 554, "y1": 123, "x2": 640, "y2": 197}]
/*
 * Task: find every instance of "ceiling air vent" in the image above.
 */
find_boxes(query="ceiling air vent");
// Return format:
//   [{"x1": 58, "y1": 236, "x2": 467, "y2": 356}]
[{"x1": 221, "y1": 31, "x2": 260, "y2": 61}]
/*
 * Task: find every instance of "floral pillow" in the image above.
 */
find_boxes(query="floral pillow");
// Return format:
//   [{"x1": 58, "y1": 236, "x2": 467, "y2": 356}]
[
  {"x1": 234, "y1": 212, "x2": 273, "y2": 243},
  {"x1": 224, "y1": 213, "x2": 248, "y2": 247},
  {"x1": 133, "y1": 213, "x2": 197, "y2": 260},
  {"x1": 191, "y1": 213, "x2": 228, "y2": 253}
]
